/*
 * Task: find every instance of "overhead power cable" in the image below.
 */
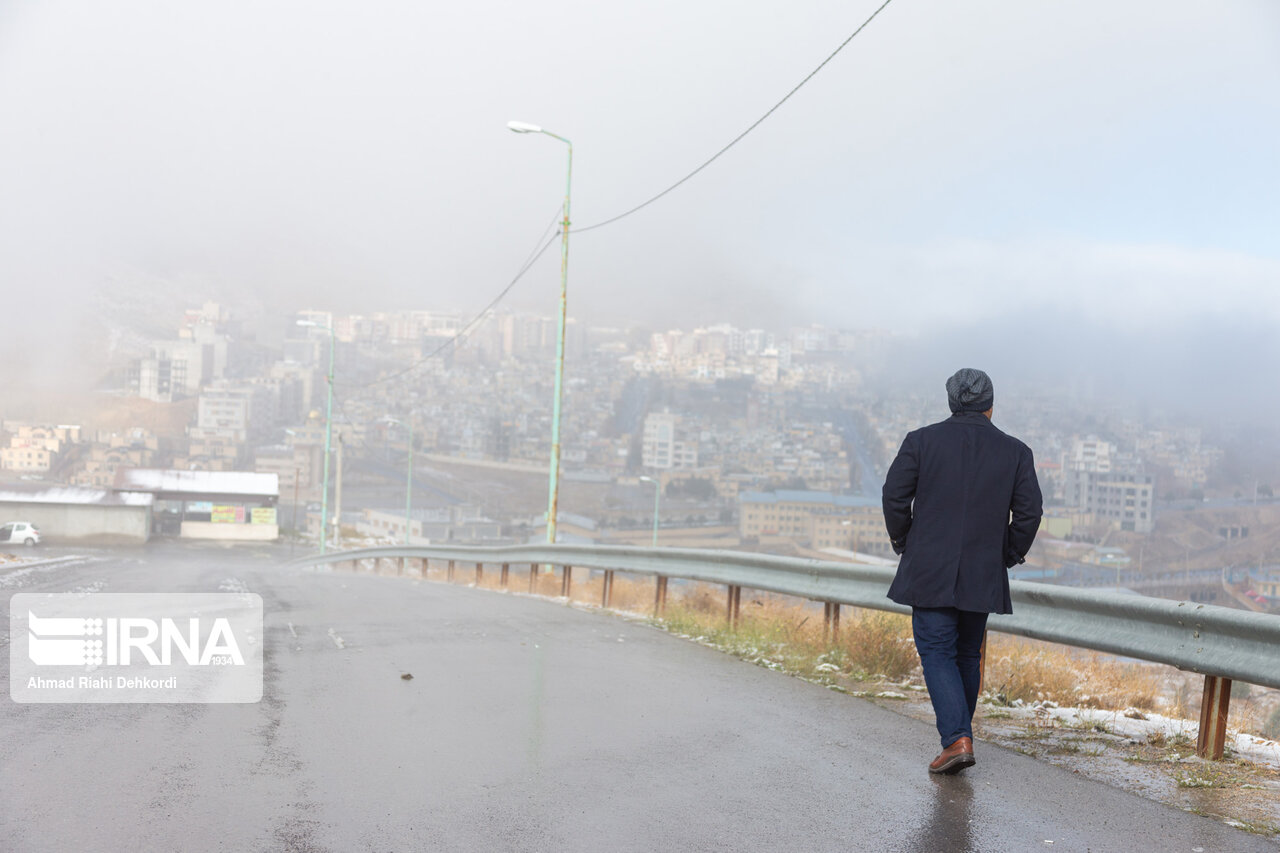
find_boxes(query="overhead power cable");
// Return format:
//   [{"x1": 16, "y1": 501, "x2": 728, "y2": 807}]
[
  {"x1": 317, "y1": 0, "x2": 895, "y2": 399},
  {"x1": 519, "y1": 201, "x2": 565, "y2": 269},
  {"x1": 334, "y1": 226, "x2": 562, "y2": 394},
  {"x1": 572, "y1": 0, "x2": 896, "y2": 234}
]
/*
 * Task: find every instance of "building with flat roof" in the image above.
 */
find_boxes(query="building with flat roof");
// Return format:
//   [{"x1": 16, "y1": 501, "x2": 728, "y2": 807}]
[
  {"x1": 738, "y1": 490, "x2": 893, "y2": 556},
  {"x1": 0, "y1": 483, "x2": 152, "y2": 543},
  {"x1": 356, "y1": 506, "x2": 505, "y2": 545},
  {"x1": 113, "y1": 468, "x2": 278, "y2": 541}
]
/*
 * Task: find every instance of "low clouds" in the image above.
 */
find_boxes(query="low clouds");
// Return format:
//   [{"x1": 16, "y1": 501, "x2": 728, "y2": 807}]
[
  {"x1": 808, "y1": 237, "x2": 1280, "y2": 332},
  {"x1": 0, "y1": 0, "x2": 1275, "y2": 420}
]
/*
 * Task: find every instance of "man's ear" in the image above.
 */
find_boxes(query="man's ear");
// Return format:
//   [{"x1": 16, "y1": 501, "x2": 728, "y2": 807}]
[{"x1": 984, "y1": 408, "x2": 993, "y2": 420}]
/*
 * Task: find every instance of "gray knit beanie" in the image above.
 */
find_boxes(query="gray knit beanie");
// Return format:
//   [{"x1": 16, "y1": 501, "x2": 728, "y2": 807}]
[{"x1": 946, "y1": 368, "x2": 994, "y2": 413}]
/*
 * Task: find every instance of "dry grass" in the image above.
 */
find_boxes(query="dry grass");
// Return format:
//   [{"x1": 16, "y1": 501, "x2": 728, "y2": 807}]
[
  {"x1": 629, "y1": 583, "x2": 918, "y2": 682},
  {"x1": 983, "y1": 634, "x2": 1161, "y2": 710}
]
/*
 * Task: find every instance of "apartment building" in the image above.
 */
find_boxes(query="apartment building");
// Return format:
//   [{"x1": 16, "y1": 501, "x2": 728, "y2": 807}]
[
  {"x1": 73, "y1": 431, "x2": 159, "y2": 488},
  {"x1": 1060, "y1": 437, "x2": 1155, "y2": 533},
  {"x1": 1090, "y1": 473, "x2": 1156, "y2": 534},
  {"x1": 0, "y1": 424, "x2": 81, "y2": 473},
  {"x1": 642, "y1": 411, "x2": 699, "y2": 471},
  {"x1": 738, "y1": 490, "x2": 893, "y2": 556}
]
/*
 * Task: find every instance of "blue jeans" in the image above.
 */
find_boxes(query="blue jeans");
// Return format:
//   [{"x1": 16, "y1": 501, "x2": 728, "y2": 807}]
[{"x1": 912, "y1": 606, "x2": 989, "y2": 748}]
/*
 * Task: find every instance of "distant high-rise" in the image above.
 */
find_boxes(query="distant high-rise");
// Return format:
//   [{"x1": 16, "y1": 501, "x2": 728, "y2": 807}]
[{"x1": 641, "y1": 411, "x2": 699, "y2": 471}]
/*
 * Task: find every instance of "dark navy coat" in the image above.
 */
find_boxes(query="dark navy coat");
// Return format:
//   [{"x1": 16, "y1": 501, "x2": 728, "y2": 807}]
[{"x1": 882, "y1": 411, "x2": 1043, "y2": 614}]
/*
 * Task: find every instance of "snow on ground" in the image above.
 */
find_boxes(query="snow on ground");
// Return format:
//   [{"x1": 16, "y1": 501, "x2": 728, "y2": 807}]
[{"x1": 994, "y1": 700, "x2": 1280, "y2": 770}]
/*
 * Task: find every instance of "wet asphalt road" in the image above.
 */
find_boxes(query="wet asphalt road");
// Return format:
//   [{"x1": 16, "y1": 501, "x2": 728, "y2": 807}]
[{"x1": 0, "y1": 543, "x2": 1273, "y2": 852}]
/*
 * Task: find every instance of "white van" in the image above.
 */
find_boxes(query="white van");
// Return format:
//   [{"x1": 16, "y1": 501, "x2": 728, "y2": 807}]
[{"x1": 0, "y1": 521, "x2": 41, "y2": 546}]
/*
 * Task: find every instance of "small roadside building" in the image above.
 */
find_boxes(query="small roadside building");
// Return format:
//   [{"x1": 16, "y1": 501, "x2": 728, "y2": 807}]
[
  {"x1": 114, "y1": 468, "x2": 279, "y2": 541},
  {"x1": 0, "y1": 483, "x2": 153, "y2": 544}
]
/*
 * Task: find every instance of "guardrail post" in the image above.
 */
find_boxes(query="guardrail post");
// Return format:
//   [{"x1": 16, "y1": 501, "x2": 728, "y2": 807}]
[
  {"x1": 726, "y1": 585, "x2": 741, "y2": 629},
  {"x1": 654, "y1": 575, "x2": 668, "y2": 616},
  {"x1": 500, "y1": 563, "x2": 510, "y2": 589},
  {"x1": 823, "y1": 602, "x2": 840, "y2": 641},
  {"x1": 529, "y1": 563, "x2": 537, "y2": 593},
  {"x1": 398, "y1": 557, "x2": 406, "y2": 576},
  {"x1": 602, "y1": 570, "x2": 614, "y2": 608},
  {"x1": 476, "y1": 562, "x2": 484, "y2": 586},
  {"x1": 1197, "y1": 675, "x2": 1233, "y2": 760},
  {"x1": 979, "y1": 632, "x2": 987, "y2": 694},
  {"x1": 419, "y1": 558, "x2": 428, "y2": 577},
  {"x1": 447, "y1": 560, "x2": 455, "y2": 583},
  {"x1": 561, "y1": 565, "x2": 573, "y2": 598}
]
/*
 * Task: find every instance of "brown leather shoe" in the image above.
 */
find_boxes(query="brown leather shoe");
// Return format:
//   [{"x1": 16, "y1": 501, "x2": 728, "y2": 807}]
[{"x1": 929, "y1": 736, "x2": 975, "y2": 774}]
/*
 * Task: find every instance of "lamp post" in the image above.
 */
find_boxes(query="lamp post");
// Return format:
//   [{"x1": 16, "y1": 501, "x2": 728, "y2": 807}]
[
  {"x1": 384, "y1": 416, "x2": 415, "y2": 545},
  {"x1": 297, "y1": 319, "x2": 335, "y2": 554},
  {"x1": 639, "y1": 476, "x2": 661, "y2": 547},
  {"x1": 282, "y1": 428, "x2": 303, "y2": 555},
  {"x1": 508, "y1": 120, "x2": 572, "y2": 546},
  {"x1": 291, "y1": 465, "x2": 299, "y2": 556},
  {"x1": 841, "y1": 519, "x2": 856, "y2": 554}
]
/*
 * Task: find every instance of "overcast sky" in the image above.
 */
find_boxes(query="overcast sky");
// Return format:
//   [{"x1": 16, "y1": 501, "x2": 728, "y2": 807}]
[{"x1": 1, "y1": 0, "x2": 1277, "y2": 410}]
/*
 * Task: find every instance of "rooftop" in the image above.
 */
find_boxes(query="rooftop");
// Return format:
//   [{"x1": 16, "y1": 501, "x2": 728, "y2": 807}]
[
  {"x1": 740, "y1": 489, "x2": 881, "y2": 508},
  {"x1": 0, "y1": 483, "x2": 154, "y2": 507},
  {"x1": 114, "y1": 468, "x2": 279, "y2": 497}
]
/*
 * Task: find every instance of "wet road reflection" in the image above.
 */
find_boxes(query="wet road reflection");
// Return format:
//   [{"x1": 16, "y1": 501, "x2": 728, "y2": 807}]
[{"x1": 905, "y1": 775, "x2": 976, "y2": 852}]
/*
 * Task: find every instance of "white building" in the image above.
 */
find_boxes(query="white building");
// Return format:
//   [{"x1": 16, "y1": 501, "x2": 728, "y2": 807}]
[
  {"x1": 1064, "y1": 437, "x2": 1115, "y2": 472},
  {"x1": 138, "y1": 340, "x2": 210, "y2": 401},
  {"x1": 642, "y1": 411, "x2": 699, "y2": 471},
  {"x1": 1062, "y1": 437, "x2": 1117, "y2": 509}
]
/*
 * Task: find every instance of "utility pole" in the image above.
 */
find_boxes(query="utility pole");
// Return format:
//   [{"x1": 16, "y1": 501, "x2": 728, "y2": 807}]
[
  {"x1": 291, "y1": 466, "x2": 300, "y2": 557},
  {"x1": 333, "y1": 433, "x2": 344, "y2": 549},
  {"x1": 296, "y1": 319, "x2": 336, "y2": 554},
  {"x1": 638, "y1": 476, "x2": 662, "y2": 547},
  {"x1": 405, "y1": 417, "x2": 414, "y2": 546},
  {"x1": 507, "y1": 120, "x2": 572, "y2": 547}
]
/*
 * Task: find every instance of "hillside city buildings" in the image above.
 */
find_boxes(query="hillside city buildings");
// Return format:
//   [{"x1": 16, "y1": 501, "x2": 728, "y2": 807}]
[{"x1": 0, "y1": 300, "x2": 1261, "y2": 571}]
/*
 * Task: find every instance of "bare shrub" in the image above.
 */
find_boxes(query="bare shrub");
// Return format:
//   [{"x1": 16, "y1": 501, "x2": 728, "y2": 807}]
[
  {"x1": 837, "y1": 609, "x2": 917, "y2": 681},
  {"x1": 984, "y1": 635, "x2": 1159, "y2": 709}
]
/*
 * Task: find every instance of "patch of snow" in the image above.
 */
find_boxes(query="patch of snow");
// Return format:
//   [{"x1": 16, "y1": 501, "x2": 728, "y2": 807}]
[
  {"x1": 0, "y1": 487, "x2": 152, "y2": 506},
  {"x1": 986, "y1": 701, "x2": 1280, "y2": 770},
  {"x1": 115, "y1": 468, "x2": 278, "y2": 497}
]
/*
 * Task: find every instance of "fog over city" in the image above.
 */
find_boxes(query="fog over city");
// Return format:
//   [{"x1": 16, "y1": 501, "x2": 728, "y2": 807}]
[
  {"x1": 1, "y1": 0, "x2": 1277, "y2": 420},
  {"x1": 5, "y1": 4, "x2": 1280, "y2": 843}
]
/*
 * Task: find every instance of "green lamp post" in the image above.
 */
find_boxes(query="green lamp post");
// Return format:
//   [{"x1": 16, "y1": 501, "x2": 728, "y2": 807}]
[
  {"x1": 297, "y1": 319, "x2": 336, "y2": 554},
  {"x1": 508, "y1": 120, "x2": 572, "y2": 546},
  {"x1": 639, "y1": 476, "x2": 661, "y2": 547}
]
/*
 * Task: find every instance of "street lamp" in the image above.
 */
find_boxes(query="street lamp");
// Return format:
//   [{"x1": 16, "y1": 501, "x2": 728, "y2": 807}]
[
  {"x1": 282, "y1": 428, "x2": 304, "y2": 555},
  {"x1": 509, "y1": 119, "x2": 572, "y2": 546},
  {"x1": 841, "y1": 519, "x2": 859, "y2": 555},
  {"x1": 297, "y1": 319, "x2": 336, "y2": 554},
  {"x1": 384, "y1": 416, "x2": 415, "y2": 546},
  {"x1": 639, "y1": 476, "x2": 661, "y2": 547}
]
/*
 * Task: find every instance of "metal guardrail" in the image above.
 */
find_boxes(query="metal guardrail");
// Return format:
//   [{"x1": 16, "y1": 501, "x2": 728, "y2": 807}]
[{"x1": 287, "y1": 543, "x2": 1280, "y2": 758}]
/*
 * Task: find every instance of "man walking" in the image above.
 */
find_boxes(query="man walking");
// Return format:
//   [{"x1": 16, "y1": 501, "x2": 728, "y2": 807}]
[{"x1": 882, "y1": 368, "x2": 1042, "y2": 774}]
